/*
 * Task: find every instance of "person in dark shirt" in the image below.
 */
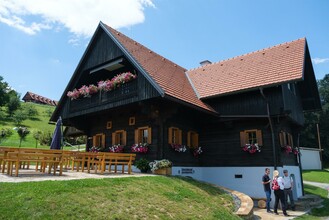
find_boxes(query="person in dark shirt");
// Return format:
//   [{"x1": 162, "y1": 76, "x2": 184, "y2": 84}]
[{"x1": 262, "y1": 167, "x2": 273, "y2": 213}]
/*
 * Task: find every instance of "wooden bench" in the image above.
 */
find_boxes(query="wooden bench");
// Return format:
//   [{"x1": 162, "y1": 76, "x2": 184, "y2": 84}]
[
  {"x1": 4, "y1": 152, "x2": 63, "y2": 177},
  {"x1": 100, "y1": 153, "x2": 136, "y2": 174}
]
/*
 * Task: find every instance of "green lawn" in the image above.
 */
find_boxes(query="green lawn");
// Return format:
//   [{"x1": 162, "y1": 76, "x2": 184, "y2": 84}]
[
  {"x1": 296, "y1": 184, "x2": 329, "y2": 219},
  {"x1": 0, "y1": 103, "x2": 55, "y2": 148},
  {"x1": 302, "y1": 170, "x2": 329, "y2": 183},
  {"x1": 0, "y1": 176, "x2": 240, "y2": 220}
]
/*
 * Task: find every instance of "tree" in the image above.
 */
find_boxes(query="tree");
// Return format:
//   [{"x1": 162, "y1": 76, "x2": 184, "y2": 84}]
[
  {"x1": 23, "y1": 103, "x2": 39, "y2": 119},
  {"x1": 0, "y1": 128, "x2": 13, "y2": 145},
  {"x1": 6, "y1": 91, "x2": 21, "y2": 116},
  {"x1": 300, "y1": 73, "x2": 329, "y2": 167},
  {"x1": 14, "y1": 127, "x2": 30, "y2": 147},
  {"x1": 32, "y1": 129, "x2": 42, "y2": 148},
  {"x1": 11, "y1": 109, "x2": 28, "y2": 126},
  {"x1": 0, "y1": 76, "x2": 9, "y2": 106}
]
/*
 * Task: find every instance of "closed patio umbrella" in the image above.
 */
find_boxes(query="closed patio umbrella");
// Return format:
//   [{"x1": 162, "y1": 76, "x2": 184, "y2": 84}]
[{"x1": 50, "y1": 117, "x2": 62, "y2": 150}]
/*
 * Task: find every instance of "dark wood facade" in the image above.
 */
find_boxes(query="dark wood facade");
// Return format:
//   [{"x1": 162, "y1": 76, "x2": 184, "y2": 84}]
[{"x1": 52, "y1": 23, "x2": 320, "y2": 171}]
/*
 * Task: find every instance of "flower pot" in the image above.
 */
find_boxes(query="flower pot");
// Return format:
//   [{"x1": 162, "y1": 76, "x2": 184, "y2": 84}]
[{"x1": 153, "y1": 167, "x2": 172, "y2": 175}]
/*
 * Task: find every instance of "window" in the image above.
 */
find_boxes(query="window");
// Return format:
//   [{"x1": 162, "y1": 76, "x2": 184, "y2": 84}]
[
  {"x1": 135, "y1": 126, "x2": 152, "y2": 144},
  {"x1": 129, "y1": 117, "x2": 135, "y2": 126},
  {"x1": 279, "y1": 131, "x2": 293, "y2": 146},
  {"x1": 106, "y1": 121, "x2": 112, "y2": 129},
  {"x1": 187, "y1": 131, "x2": 199, "y2": 148},
  {"x1": 240, "y1": 129, "x2": 263, "y2": 146},
  {"x1": 168, "y1": 127, "x2": 182, "y2": 145},
  {"x1": 112, "y1": 130, "x2": 127, "y2": 145},
  {"x1": 92, "y1": 133, "x2": 105, "y2": 148}
]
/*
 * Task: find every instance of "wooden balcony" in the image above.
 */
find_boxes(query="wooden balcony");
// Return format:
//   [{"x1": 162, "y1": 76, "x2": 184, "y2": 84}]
[{"x1": 69, "y1": 80, "x2": 138, "y2": 113}]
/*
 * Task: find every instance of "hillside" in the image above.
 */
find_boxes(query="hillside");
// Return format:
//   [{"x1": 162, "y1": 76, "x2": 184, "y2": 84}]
[
  {"x1": 0, "y1": 102, "x2": 56, "y2": 148},
  {"x1": 0, "y1": 176, "x2": 240, "y2": 219}
]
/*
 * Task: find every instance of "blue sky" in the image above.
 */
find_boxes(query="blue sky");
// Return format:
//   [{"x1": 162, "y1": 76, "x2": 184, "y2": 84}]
[{"x1": 1, "y1": 0, "x2": 328, "y2": 101}]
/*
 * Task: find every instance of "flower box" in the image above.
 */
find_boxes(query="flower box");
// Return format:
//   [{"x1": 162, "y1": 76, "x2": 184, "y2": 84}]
[{"x1": 153, "y1": 167, "x2": 172, "y2": 175}]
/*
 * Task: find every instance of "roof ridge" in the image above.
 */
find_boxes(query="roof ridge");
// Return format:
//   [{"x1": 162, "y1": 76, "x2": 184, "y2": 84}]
[
  {"x1": 103, "y1": 24, "x2": 187, "y2": 71},
  {"x1": 187, "y1": 38, "x2": 306, "y2": 72}
]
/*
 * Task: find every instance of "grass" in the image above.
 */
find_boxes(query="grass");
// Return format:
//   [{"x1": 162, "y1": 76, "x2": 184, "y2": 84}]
[
  {"x1": 295, "y1": 170, "x2": 329, "y2": 219},
  {"x1": 0, "y1": 176, "x2": 240, "y2": 220},
  {"x1": 0, "y1": 103, "x2": 55, "y2": 148},
  {"x1": 302, "y1": 170, "x2": 329, "y2": 183},
  {"x1": 295, "y1": 184, "x2": 329, "y2": 220}
]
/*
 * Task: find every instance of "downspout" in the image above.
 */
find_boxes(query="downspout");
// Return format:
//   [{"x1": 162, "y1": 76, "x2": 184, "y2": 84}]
[
  {"x1": 260, "y1": 88, "x2": 277, "y2": 169},
  {"x1": 297, "y1": 133, "x2": 305, "y2": 196}
]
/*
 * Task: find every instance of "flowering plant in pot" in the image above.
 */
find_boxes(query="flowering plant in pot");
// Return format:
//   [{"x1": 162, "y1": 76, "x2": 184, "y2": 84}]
[
  {"x1": 134, "y1": 158, "x2": 150, "y2": 173},
  {"x1": 131, "y1": 143, "x2": 149, "y2": 153},
  {"x1": 149, "y1": 159, "x2": 172, "y2": 173},
  {"x1": 191, "y1": 146, "x2": 203, "y2": 158},
  {"x1": 89, "y1": 146, "x2": 100, "y2": 153},
  {"x1": 281, "y1": 145, "x2": 292, "y2": 154},
  {"x1": 242, "y1": 143, "x2": 261, "y2": 154},
  {"x1": 170, "y1": 143, "x2": 187, "y2": 152},
  {"x1": 109, "y1": 144, "x2": 124, "y2": 153}
]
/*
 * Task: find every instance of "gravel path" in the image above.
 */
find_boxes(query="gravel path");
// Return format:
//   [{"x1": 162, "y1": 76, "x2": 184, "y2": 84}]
[{"x1": 304, "y1": 181, "x2": 329, "y2": 190}]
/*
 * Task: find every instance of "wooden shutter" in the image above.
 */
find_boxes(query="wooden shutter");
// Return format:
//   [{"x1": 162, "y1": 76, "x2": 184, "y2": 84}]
[
  {"x1": 168, "y1": 127, "x2": 173, "y2": 144},
  {"x1": 256, "y1": 130, "x2": 263, "y2": 146},
  {"x1": 123, "y1": 131, "x2": 127, "y2": 146},
  {"x1": 193, "y1": 133, "x2": 199, "y2": 147},
  {"x1": 101, "y1": 134, "x2": 105, "y2": 148},
  {"x1": 240, "y1": 131, "x2": 246, "y2": 146},
  {"x1": 147, "y1": 127, "x2": 152, "y2": 144},
  {"x1": 134, "y1": 129, "x2": 138, "y2": 144},
  {"x1": 112, "y1": 132, "x2": 116, "y2": 145},
  {"x1": 178, "y1": 129, "x2": 182, "y2": 145},
  {"x1": 92, "y1": 135, "x2": 96, "y2": 146},
  {"x1": 187, "y1": 131, "x2": 191, "y2": 147},
  {"x1": 279, "y1": 132, "x2": 284, "y2": 146}
]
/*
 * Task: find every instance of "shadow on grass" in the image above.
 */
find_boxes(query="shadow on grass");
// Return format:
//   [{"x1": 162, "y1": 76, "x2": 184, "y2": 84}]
[
  {"x1": 303, "y1": 184, "x2": 329, "y2": 217},
  {"x1": 171, "y1": 176, "x2": 226, "y2": 196}
]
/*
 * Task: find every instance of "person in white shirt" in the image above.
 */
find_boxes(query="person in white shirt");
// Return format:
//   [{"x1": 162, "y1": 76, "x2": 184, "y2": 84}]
[
  {"x1": 283, "y1": 169, "x2": 295, "y2": 210},
  {"x1": 273, "y1": 170, "x2": 288, "y2": 216}
]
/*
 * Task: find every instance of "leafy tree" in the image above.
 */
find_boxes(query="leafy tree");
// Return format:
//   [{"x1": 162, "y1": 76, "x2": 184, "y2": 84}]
[
  {"x1": 0, "y1": 76, "x2": 9, "y2": 106},
  {"x1": 11, "y1": 109, "x2": 28, "y2": 126},
  {"x1": 39, "y1": 131, "x2": 52, "y2": 146},
  {"x1": 0, "y1": 127, "x2": 13, "y2": 144},
  {"x1": 14, "y1": 127, "x2": 30, "y2": 147},
  {"x1": 32, "y1": 129, "x2": 43, "y2": 148},
  {"x1": 301, "y1": 73, "x2": 329, "y2": 167},
  {"x1": 6, "y1": 92, "x2": 21, "y2": 116}
]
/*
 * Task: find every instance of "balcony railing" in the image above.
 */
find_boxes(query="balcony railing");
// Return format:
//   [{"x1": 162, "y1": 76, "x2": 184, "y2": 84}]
[{"x1": 69, "y1": 80, "x2": 138, "y2": 112}]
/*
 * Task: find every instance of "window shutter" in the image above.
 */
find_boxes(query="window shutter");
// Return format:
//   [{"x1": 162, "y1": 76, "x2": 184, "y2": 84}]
[
  {"x1": 112, "y1": 132, "x2": 115, "y2": 145},
  {"x1": 92, "y1": 136, "x2": 96, "y2": 146},
  {"x1": 256, "y1": 130, "x2": 263, "y2": 146},
  {"x1": 279, "y1": 132, "x2": 283, "y2": 146},
  {"x1": 123, "y1": 131, "x2": 127, "y2": 146},
  {"x1": 147, "y1": 127, "x2": 152, "y2": 144},
  {"x1": 178, "y1": 129, "x2": 182, "y2": 145},
  {"x1": 240, "y1": 131, "x2": 246, "y2": 146},
  {"x1": 134, "y1": 129, "x2": 138, "y2": 144},
  {"x1": 193, "y1": 133, "x2": 199, "y2": 147},
  {"x1": 187, "y1": 131, "x2": 191, "y2": 147},
  {"x1": 288, "y1": 133, "x2": 293, "y2": 146},
  {"x1": 101, "y1": 134, "x2": 105, "y2": 148},
  {"x1": 168, "y1": 127, "x2": 173, "y2": 144}
]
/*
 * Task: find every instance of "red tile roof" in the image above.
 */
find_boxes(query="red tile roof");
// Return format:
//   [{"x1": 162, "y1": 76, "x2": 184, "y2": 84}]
[
  {"x1": 186, "y1": 38, "x2": 306, "y2": 99},
  {"x1": 22, "y1": 91, "x2": 58, "y2": 106},
  {"x1": 103, "y1": 24, "x2": 215, "y2": 113}
]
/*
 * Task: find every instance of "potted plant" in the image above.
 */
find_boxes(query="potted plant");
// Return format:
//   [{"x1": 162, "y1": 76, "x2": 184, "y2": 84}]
[
  {"x1": 135, "y1": 158, "x2": 150, "y2": 173},
  {"x1": 149, "y1": 159, "x2": 172, "y2": 175}
]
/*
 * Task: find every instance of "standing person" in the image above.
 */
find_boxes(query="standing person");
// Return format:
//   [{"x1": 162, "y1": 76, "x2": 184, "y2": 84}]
[
  {"x1": 283, "y1": 169, "x2": 295, "y2": 211},
  {"x1": 262, "y1": 168, "x2": 273, "y2": 213},
  {"x1": 272, "y1": 170, "x2": 288, "y2": 216}
]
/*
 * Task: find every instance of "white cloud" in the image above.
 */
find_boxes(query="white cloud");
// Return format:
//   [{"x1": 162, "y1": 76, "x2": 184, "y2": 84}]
[
  {"x1": 0, "y1": 0, "x2": 155, "y2": 36},
  {"x1": 312, "y1": 58, "x2": 329, "y2": 64}
]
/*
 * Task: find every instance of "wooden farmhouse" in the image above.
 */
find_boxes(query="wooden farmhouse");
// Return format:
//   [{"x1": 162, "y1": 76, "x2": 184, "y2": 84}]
[{"x1": 51, "y1": 22, "x2": 321, "y2": 199}]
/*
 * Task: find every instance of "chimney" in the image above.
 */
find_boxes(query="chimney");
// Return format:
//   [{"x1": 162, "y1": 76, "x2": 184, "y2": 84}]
[{"x1": 200, "y1": 60, "x2": 212, "y2": 66}]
